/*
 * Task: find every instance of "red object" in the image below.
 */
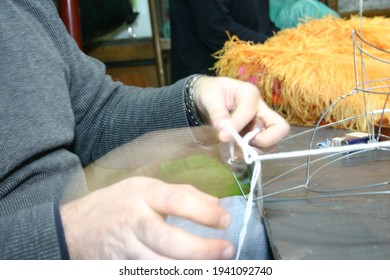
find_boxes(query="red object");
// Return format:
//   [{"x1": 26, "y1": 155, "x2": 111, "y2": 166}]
[
  {"x1": 272, "y1": 79, "x2": 282, "y2": 106},
  {"x1": 59, "y1": 0, "x2": 83, "y2": 49}
]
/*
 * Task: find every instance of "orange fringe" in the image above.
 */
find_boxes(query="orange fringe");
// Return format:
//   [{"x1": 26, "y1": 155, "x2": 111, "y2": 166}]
[{"x1": 214, "y1": 16, "x2": 390, "y2": 131}]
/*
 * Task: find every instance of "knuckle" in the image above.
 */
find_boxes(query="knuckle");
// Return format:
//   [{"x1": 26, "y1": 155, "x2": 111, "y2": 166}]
[{"x1": 163, "y1": 187, "x2": 187, "y2": 211}]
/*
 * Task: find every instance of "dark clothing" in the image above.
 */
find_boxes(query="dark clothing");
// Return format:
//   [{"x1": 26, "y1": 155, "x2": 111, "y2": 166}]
[{"x1": 170, "y1": 0, "x2": 278, "y2": 82}]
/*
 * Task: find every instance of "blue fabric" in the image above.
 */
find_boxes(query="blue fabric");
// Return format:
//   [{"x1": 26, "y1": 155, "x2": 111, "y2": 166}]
[
  {"x1": 270, "y1": 0, "x2": 340, "y2": 30},
  {"x1": 167, "y1": 195, "x2": 273, "y2": 260}
]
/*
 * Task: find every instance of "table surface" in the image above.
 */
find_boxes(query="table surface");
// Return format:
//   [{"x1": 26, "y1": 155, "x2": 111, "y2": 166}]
[{"x1": 257, "y1": 126, "x2": 390, "y2": 259}]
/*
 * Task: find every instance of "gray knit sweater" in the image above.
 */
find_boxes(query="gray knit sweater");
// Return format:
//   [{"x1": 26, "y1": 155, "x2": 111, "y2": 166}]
[{"x1": 0, "y1": 0, "x2": 191, "y2": 259}]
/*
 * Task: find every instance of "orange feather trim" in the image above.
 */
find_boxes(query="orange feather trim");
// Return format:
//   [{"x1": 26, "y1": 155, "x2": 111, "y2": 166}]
[{"x1": 214, "y1": 16, "x2": 390, "y2": 131}]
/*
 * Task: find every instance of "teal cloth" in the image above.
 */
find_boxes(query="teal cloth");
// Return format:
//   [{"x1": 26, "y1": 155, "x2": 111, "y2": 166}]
[{"x1": 270, "y1": 0, "x2": 340, "y2": 30}]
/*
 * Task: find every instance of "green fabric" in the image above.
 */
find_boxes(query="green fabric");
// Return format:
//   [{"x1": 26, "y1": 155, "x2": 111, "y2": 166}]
[
  {"x1": 158, "y1": 154, "x2": 250, "y2": 198},
  {"x1": 270, "y1": 0, "x2": 340, "y2": 30},
  {"x1": 270, "y1": 0, "x2": 296, "y2": 23}
]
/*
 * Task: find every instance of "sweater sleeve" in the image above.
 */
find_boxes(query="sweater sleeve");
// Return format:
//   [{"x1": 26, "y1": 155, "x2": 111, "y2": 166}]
[
  {"x1": 43, "y1": 5, "x2": 192, "y2": 166},
  {"x1": 0, "y1": 0, "x2": 192, "y2": 259},
  {"x1": 0, "y1": 203, "x2": 66, "y2": 259}
]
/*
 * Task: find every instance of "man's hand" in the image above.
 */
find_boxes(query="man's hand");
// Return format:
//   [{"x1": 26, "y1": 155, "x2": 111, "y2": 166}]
[
  {"x1": 193, "y1": 76, "x2": 290, "y2": 148},
  {"x1": 61, "y1": 177, "x2": 235, "y2": 259}
]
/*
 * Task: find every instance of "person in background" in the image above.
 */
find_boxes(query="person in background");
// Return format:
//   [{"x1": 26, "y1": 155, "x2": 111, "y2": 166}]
[
  {"x1": 170, "y1": 0, "x2": 279, "y2": 83},
  {"x1": 0, "y1": 0, "x2": 289, "y2": 259}
]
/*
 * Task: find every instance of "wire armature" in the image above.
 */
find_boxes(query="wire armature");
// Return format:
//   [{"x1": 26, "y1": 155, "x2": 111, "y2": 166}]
[{"x1": 229, "y1": 0, "x2": 390, "y2": 203}]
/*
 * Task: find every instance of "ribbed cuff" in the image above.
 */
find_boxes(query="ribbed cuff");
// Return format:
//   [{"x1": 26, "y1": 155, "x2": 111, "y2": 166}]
[{"x1": 54, "y1": 203, "x2": 70, "y2": 260}]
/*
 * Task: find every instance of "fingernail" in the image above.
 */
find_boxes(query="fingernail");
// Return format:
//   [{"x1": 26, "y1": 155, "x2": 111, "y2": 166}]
[
  {"x1": 222, "y1": 246, "x2": 235, "y2": 260},
  {"x1": 219, "y1": 213, "x2": 231, "y2": 228}
]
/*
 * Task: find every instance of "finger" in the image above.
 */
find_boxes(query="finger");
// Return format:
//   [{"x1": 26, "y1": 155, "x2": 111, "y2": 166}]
[
  {"x1": 136, "y1": 215, "x2": 235, "y2": 260},
  {"x1": 139, "y1": 176, "x2": 221, "y2": 205},
  {"x1": 204, "y1": 93, "x2": 232, "y2": 134},
  {"x1": 146, "y1": 182, "x2": 230, "y2": 229},
  {"x1": 251, "y1": 118, "x2": 290, "y2": 148},
  {"x1": 215, "y1": 89, "x2": 259, "y2": 143},
  {"x1": 256, "y1": 129, "x2": 284, "y2": 148},
  {"x1": 173, "y1": 183, "x2": 222, "y2": 205},
  {"x1": 123, "y1": 232, "x2": 173, "y2": 260},
  {"x1": 227, "y1": 88, "x2": 260, "y2": 141},
  {"x1": 240, "y1": 118, "x2": 265, "y2": 138}
]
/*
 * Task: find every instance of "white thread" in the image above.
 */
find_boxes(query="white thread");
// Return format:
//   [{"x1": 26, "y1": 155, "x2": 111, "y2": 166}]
[
  {"x1": 222, "y1": 0, "x2": 388, "y2": 260},
  {"x1": 223, "y1": 121, "x2": 262, "y2": 260},
  {"x1": 252, "y1": 140, "x2": 390, "y2": 162},
  {"x1": 223, "y1": 119, "x2": 390, "y2": 260}
]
